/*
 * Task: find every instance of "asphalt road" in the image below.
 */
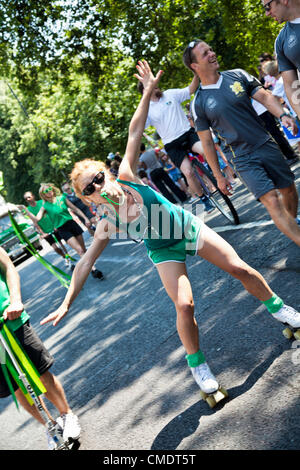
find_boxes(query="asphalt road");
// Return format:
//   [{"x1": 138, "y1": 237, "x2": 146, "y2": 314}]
[{"x1": 1, "y1": 162, "x2": 300, "y2": 452}]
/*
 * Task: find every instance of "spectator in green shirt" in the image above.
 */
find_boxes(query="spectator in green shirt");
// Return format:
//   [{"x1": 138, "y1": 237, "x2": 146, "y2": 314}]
[
  {"x1": 23, "y1": 191, "x2": 71, "y2": 267},
  {"x1": 24, "y1": 184, "x2": 103, "y2": 280},
  {"x1": 0, "y1": 247, "x2": 81, "y2": 449}
]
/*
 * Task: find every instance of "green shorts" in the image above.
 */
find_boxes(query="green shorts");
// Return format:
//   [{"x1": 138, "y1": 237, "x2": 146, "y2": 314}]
[{"x1": 147, "y1": 216, "x2": 204, "y2": 265}]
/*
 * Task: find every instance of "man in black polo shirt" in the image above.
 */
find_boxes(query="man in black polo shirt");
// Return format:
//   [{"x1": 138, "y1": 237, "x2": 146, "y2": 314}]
[
  {"x1": 183, "y1": 40, "x2": 300, "y2": 246},
  {"x1": 263, "y1": 0, "x2": 300, "y2": 119}
]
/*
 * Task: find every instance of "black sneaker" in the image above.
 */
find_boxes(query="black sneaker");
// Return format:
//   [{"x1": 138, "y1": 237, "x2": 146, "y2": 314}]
[{"x1": 91, "y1": 269, "x2": 104, "y2": 280}]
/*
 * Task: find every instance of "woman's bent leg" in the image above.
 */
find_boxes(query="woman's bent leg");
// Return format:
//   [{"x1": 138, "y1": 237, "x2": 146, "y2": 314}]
[{"x1": 197, "y1": 224, "x2": 273, "y2": 301}]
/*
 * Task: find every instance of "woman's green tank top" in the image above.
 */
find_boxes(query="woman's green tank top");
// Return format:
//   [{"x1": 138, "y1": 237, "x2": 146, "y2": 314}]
[{"x1": 108, "y1": 179, "x2": 193, "y2": 251}]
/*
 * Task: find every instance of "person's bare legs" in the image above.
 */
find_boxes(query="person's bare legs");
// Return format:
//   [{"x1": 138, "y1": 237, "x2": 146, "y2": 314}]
[
  {"x1": 41, "y1": 371, "x2": 72, "y2": 416},
  {"x1": 15, "y1": 388, "x2": 54, "y2": 425},
  {"x1": 278, "y1": 183, "x2": 298, "y2": 218},
  {"x1": 156, "y1": 223, "x2": 276, "y2": 352},
  {"x1": 197, "y1": 224, "x2": 273, "y2": 301},
  {"x1": 259, "y1": 188, "x2": 300, "y2": 246},
  {"x1": 51, "y1": 243, "x2": 68, "y2": 260},
  {"x1": 66, "y1": 235, "x2": 86, "y2": 257},
  {"x1": 156, "y1": 261, "x2": 199, "y2": 355},
  {"x1": 14, "y1": 371, "x2": 71, "y2": 425},
  {"x1": 179, "y1": 157, "x2": 204, "y2": 197},
  {"x1": 191, "y1": 140, "x2": 205, "y2": 157},
  {"x1": 65, "y1": 234, "x2": 101, "y2": 274}
]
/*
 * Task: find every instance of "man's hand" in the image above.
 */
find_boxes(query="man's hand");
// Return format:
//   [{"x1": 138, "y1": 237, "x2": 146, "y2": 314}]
[
  {"x1": 281, "y1": 115, "x2": 298, "y2": 136},
  {"x1": 40, "y1": 305, "x2": 69, "y2": 327},
  {"x1": 3, "y1": 301, "x2": 24, "y2": 321},
  {"x1": 216, "y1": 174, "x2": 233, "y2": 196}
]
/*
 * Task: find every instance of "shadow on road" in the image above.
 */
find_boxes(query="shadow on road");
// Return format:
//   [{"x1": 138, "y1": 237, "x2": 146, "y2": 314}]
[{"x1": 151, "y1": 344, "x2": 285, "y2": 450}]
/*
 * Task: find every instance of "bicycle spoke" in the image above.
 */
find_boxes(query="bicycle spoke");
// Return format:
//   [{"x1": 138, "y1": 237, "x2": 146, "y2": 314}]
[{"x1": 191, "y1": 160, "x2": 239, "y2": 225}]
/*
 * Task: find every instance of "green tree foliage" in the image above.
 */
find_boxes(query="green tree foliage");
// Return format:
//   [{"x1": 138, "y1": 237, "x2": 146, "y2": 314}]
[
  {"x1": 0, "y1": 55, "x2": 138, "y2": 202},
  {"x1": 0, "y1": 0, "x2": 282, "y2": 202},
  {"x1": 0, "y1": 83, "x2": 39, "y2": 202}
]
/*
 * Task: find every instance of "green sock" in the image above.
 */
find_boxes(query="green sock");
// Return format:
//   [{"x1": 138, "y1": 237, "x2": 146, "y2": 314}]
[
  {"x1": 262, "y1": 293, "x2": 284, "y2": 314},
  {"x1": 186, "y1": 349, "x2": 206, "y2": 368}
]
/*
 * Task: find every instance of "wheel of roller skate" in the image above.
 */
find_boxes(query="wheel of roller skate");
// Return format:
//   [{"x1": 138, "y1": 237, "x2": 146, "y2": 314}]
[
  {"x1": 219, "y1": 386, "x2": 229, "y2": 398},
  {"x1": 200, "y1": 390, "x2": 208, "y2": 401},
  {"x1": 283, "y1": 327, "x2": 293, "y2": 339},
  {"x1": 294, "y1": 330, "x2": 300, "y2": 341},
  {"x1": 206, "y1": 395, "x2": 217, "y2": 408}
]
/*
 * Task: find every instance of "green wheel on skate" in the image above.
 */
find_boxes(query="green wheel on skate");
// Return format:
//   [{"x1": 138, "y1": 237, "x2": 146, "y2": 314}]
[
  {"x1": 200, "y1": 387, "x2": 228, "y2": 408},
  {"x1": 294, "y1": 330, "x2": 300, "y2": 341},
  {"x1": 283, "y1": 328, "x2": 293, "y2": 339},
  {"x1": 219, "y1": 386, "x2": 229, "y2": 398},
  {"x1": 206, "y1": 395, "x2": 217, "y2": 408}
]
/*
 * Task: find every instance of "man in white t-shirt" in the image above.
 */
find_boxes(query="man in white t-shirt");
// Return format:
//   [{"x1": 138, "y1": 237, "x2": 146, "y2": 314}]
[
  {"x1": 263, "y1": 0, "x2": 300, "y2": 118},
  {"x1": 263, "y1": 59, "x2": 300, "y2": 151},
  {"x1": 137, "y1": 74, "x2": 215, "y2": 212}
]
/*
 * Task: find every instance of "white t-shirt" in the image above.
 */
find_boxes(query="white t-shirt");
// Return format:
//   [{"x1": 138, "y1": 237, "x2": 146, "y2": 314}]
[
  {"x1": 272, "y1": 76, "x2": 296, "y2": 117},
  {"x1": 145, "y1": 87, "x2": 191, "y2": 145},
  {"x1": 251, "y1": 98, "x2": 267, "y2": 116}
]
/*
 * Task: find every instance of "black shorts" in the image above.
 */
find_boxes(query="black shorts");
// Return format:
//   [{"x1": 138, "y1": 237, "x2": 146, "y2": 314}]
[
  {"x1": 164, "y1": 128, "x2": 200, "y2": 168},
  {"x1": 229, "y1": 139, "x2": 295, "y2": 200},
  {"x1": 44, "y1": 231, "x2": 62, "y2": 246},
  {"x1": 56, "y1": 219, "x2": 83, "y2": 241},
  {"x1": 0, "y1": 321, "x2": 54, "y2": 398},
  {"x1": 82, "y1": 208, "x2": 95, "y2": 220}
]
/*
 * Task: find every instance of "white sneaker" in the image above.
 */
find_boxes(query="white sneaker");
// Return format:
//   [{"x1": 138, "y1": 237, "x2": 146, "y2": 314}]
[
  {"x1": 191, "y1": 362, "x2": 219, "y2": 394},
  {"x1": 58, "y1": 413, "x2": 81, "y2": 441},
  {"x1": 45, "y1": 423, "x2": 64, "y2": 450},
  {"x1": 45, "y1": 429, "x2": 56, "y2": 450},
  {"x1": 272, "y1": 304, "x2": 300, "y2": 328}
]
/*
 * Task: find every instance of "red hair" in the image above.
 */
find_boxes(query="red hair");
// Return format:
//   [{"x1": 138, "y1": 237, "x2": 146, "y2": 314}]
[{"x1": 70, "y1": 159, "x2": 106, "y2": 200}]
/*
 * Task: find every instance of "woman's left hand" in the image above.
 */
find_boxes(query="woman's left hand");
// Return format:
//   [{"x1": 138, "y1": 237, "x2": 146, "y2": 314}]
[{"x1": 3, "y1": 301, "x2": 24, "y2": 321}]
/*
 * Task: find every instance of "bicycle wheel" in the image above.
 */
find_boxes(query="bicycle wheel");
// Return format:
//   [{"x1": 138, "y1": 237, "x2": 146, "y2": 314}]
[{"x1": 192, "y1": 160, "x2": 240, "y2": 225}]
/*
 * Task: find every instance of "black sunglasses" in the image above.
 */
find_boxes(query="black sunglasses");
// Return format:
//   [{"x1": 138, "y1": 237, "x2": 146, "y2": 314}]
[
  {"x1": 82, "y1": 172, "x2": 105, "y2": 196},
  {"x1": 263, "y1": 0, "x2": 274, "y2": 12}
]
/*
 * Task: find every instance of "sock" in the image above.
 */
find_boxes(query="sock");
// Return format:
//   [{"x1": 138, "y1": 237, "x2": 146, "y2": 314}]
[
  {"x1": 186, "y1": 349, "x2": 206, "y2": 368},
  {"x1": 262, "y1": 293, "x2": 284, "y2": 314}
]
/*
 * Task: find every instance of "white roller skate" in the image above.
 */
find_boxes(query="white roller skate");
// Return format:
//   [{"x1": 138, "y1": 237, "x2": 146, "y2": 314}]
[
  {"x1": 191, "y1": 362, "x2": 228, "y2": 408},
  {"x1": 272, "y1": 305, "x2": 300, "y2": 340}
]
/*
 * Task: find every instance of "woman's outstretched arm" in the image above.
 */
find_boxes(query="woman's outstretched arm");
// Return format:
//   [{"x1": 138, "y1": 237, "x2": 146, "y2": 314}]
[{"x1": 118, "y1": 60, "x2": 163, "y2": 180}]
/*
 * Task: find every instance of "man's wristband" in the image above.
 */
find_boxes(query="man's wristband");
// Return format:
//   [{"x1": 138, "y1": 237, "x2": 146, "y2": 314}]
[{"x1": 279, "y1": 112, "x2": 290, "y2": 120}]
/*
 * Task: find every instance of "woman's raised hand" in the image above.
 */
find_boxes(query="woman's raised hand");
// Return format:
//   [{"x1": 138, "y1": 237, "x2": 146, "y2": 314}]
[{"x1": 134, "y1": 60, "x2": 163, "y2": 93}]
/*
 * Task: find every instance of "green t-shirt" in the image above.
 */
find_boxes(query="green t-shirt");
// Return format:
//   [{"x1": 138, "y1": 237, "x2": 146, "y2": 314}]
[
  {"x1": 0, "y1": 268, "x2": 30, "y2": 332},
  {"x1": 42, "y1": 194, "x2": 73, "y2": 229},
  {"x1": 27, "y1": 200, "x2": 55, "y2": 234}
]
